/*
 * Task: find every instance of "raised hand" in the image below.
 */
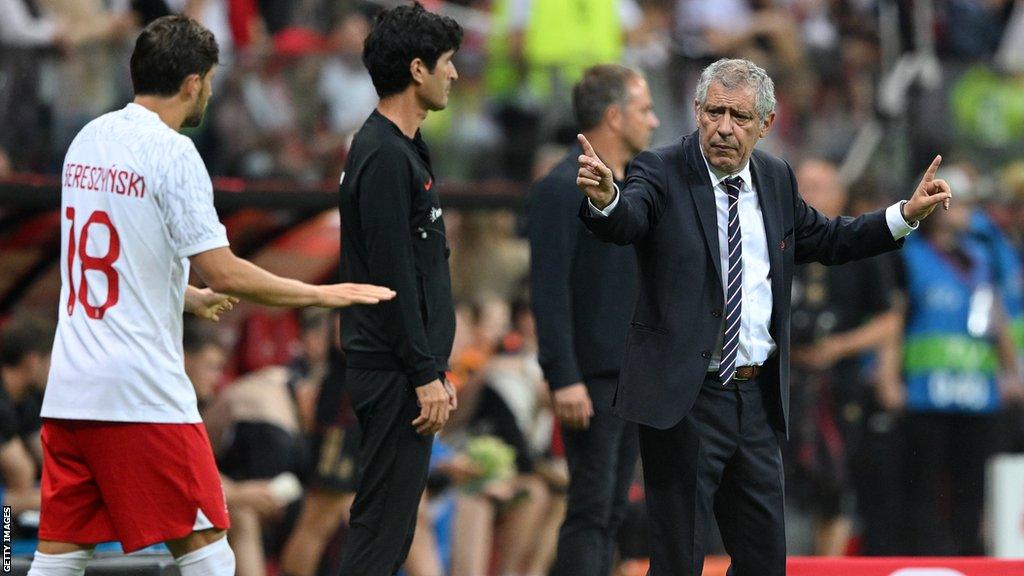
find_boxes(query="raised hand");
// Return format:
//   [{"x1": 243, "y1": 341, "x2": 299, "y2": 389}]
[
  {"x1": 576, "y1": 134, "x2": 616, "y2": 209},
  {"x1": 903, "y1": 155, "x2": 953, "y2": 224},
  {"x1": 316, "y1": 283, "x2": 396, "y2": 307}
]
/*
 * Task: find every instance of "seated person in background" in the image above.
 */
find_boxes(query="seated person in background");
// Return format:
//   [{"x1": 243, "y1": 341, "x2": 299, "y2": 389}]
[
  {"x1": 0, "y1": 401, "x2": 39, "y2": 517},
  {"x1": 451, "y1": 299, "x2": 567, "y2": 576},
  {"x1": 279, "y1": 315, "x2": 363, "y2": 576},
  {"x1": 1, "y1": 315, "x2": 52, "y2": 467},
  {"x1": 403, "y1": 439, "x2": 486, "y2": 576},
  {"x1": 184, "y1": 318, "x2": 307, "y2": 576},
  {"x1": 0, "y1": 315, "x2": 53, "y2": 520}
]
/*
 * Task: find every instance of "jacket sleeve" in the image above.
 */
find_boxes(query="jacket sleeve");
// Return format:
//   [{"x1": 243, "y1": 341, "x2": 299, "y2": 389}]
[
  {"x1": 528, "y1": 172, "x2": 584, "y2": 391},
  {"x1": 788, "y1": 160, "x2": 903, "y2": 266},
  {"x1": 358, "y1": 145, "x2": 439, "y2": 389},
  {"x1": 578, "y1": 150, "x2": 669, "y2": 246}
]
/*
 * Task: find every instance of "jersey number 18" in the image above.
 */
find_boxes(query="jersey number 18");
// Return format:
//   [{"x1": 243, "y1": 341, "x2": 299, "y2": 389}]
[{"x1": 65, "y1": 207, "x2": 121, "y2": 319}]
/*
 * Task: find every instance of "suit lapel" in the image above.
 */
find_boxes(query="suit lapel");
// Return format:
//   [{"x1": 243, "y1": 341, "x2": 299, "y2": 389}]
[
  {"x1": 750, "y1": 153, "x2": 783, "y2": 326},
  {"x1": 684, "y1": 136, "x2": 722, "y2": 286}
]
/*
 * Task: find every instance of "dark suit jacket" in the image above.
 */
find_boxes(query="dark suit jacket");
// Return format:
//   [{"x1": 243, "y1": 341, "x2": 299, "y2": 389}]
[
  {"x1": 580, "y1": 132, "x2": 902, "y2": 432},
  {"x1": 528, "y1": 144, "x2": 638, "y2": 409}
]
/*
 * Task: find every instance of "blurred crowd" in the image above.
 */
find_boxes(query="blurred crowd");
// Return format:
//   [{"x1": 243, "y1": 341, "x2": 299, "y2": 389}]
[
  {"x1": 1, "y1": 0, "x2": 1023, "y2": 184},
  {"x1": 3, "y1": 0, "x2": 1024, "y2": 574}
]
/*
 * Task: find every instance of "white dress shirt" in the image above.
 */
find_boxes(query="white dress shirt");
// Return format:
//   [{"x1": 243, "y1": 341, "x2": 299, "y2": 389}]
[{"x1": 589, "y1": 152, "x2": 917, "y2": 368}]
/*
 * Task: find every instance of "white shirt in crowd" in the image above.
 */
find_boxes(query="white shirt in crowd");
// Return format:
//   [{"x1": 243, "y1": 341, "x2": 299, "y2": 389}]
[{"x1": 43, "y1": 103, "x2": 229, "y2": 424}]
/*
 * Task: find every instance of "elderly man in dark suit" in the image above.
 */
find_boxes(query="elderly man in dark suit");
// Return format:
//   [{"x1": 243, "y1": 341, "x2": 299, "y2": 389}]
[{"x1": 575, "y1": 58, "x2": 952, "y2": 576}]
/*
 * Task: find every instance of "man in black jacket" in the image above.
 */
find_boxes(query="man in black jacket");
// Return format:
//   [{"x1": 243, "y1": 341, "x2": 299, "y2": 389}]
[
  {"x1": 575, "y1": 58, "x2": 952, "y2": 576},
  {"x1": 336, "y1": 4, "x2": 461, "y2": 574},
  {"x1": 529, "y1": 64, "x2": 658, "y2": 576}
]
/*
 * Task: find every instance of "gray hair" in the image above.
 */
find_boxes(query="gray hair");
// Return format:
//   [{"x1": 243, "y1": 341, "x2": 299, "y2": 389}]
[{"x1": 694, "y1": 59, "x2": 776, "y2": 121}]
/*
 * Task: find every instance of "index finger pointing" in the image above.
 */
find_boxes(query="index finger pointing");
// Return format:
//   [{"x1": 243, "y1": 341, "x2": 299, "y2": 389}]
[
  {"x1": 578, "y1": 133, "x2": 597, "y2": 158},
  {"x1": 923, "y1": 154, "x2": 942, "y2": 182}
]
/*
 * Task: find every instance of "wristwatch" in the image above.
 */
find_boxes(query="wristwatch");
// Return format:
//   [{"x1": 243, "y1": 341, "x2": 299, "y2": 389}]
[{"x1": 899, "y1": 200, "x2": 918, "y2": 227}]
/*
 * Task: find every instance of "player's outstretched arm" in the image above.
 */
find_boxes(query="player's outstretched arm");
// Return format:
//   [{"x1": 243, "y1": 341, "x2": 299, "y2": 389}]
[
  {"x1": 185, "y1": 286, "x2": 239, "y2": 321},
  {"x1": 190, "y1": 247, "x2": 396, "y2": 308}
]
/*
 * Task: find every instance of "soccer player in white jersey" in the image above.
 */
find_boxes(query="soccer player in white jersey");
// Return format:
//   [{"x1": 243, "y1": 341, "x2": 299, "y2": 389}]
[{"x1": 28, "y1": 15, "x2": 395, "y2": 576}]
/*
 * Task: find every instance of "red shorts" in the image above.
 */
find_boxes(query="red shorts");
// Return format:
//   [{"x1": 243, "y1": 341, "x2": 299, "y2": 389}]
[{"x1": 39, "y1": 419, "x2": 230, "y2": 552}]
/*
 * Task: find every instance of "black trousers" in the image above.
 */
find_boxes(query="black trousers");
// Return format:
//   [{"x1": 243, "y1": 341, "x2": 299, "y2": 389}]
[
  {"x1": 903, "y1": 411, "x2": 997, "y2": 556},
  {"x1": 640, "y1": 375, "x2": 786, "y2": 576},
  {"x1": 337, "y1": 368, "x2": 433, "y2": 576},
  {"x1": 553, "y1": 378, "x2": 640, "y2": 576}
]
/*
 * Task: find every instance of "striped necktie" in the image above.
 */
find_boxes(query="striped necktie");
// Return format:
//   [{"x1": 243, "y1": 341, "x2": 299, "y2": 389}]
[{"x1": 720, "y1": 176, "x2": 744, "y2": 384}]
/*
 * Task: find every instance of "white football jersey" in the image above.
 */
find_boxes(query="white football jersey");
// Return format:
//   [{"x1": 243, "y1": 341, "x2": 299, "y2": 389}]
[{"x1": 42, "y1": 103, "x2": 229, "y2": 423}]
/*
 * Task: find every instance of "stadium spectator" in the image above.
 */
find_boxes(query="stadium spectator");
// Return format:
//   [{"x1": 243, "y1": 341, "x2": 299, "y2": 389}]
[
  {"x1": 674, "y1": 0, "x2": 804, "y2": 69},
  {"x1": 842, "y1": 185, "x2": 910, "y2": 557},
  {"x1": 0, "y1": 315, "x2": 53, "y2": 466},
  {"x1": 449, "y1": 215, "x2": 529, "y2": 303},
  {"x1": 936, "y1": 0, "x2": 1014, "y2": 61},
  {"x1": 185, "y1": 316, "x2": 310, "y2": 576},
  {"x1": 278, "y1": 315, "x2": 364, "y2": 576},
  {"x1": 0, "y1": 397, "x2": 40, "y2": 516},
  {"x1": 318, "y1": 12, "x2": 377, "y2": 141},
  {"x1": 786, "y1": 159, "x2": 901, "y2": 556},
  {"x1": 451, "y1": 299, "x2": 565, "y2": 576},
  {"x1": 0, "y1": 315, "x2": 52, "y2": 518},
  {"x1": 0, "y1": 0, "x2": 63, "y2": 46},
  {"x1": 38, "y1": 0, "x2": 138, "y2": 163},
  {"x1": 884, "y1": 168, "x2": 1024, "y2": 555},
  {"x1": 484, "y1": 0, "x2": 642, "y2": 178},
  {"x1": 0, "y1": 0, "x2": 66, "y2": 172}
]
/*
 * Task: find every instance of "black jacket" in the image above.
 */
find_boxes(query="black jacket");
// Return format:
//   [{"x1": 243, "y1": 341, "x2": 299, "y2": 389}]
[
  {"x1": 339, "y1": 111, "x2": 455, "y2": 388},
  {"x1": 528, "y1": 144, "x2": 637, "y2": 409},
  {"x1": 580, "y1": 132, "x2": 902, "y2": 432}
]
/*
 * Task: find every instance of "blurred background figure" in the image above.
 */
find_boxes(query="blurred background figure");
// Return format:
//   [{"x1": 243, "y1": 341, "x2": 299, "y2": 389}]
[
  {"x1": 0, "y1": 315, "x2": 52, "y2": 522},
  {"x1": 786, "y1": 158, "x2": 901, "y2": 556},
  {"x1": 278, "y1": 316, "x2": 362, "y2": 576},
  {"x1": 529, "y1": 63, "x2": 653, "y2": 576},
  {"x1": 449, "y1": 298, "x2": 565, "y2": 576},
  {"x1": 0, "y1": 0, "x2": 66, "y2": 172},
  {"x1": 185, "y1": 317, "x2": 308, "y2": 576},
  {"x1": 881, "y1": 166, "x2": 1024, "y2": 556}
]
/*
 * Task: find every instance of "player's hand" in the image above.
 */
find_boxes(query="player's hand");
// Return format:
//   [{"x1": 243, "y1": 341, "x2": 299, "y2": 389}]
[
  {"x1": 412, "y1": 379, "x2": 451, "y2": 435},
  {"x1": 577, "y1": 134, "x2": 616, "y2": 210},
  {"x1": 316, "y1": 283, "x2": 396, "y2": 307},
  {"x1": 553, "y1": 382, "x2": 594, "y2": 429},
  {"x1": 903, "y1": 155, "x2": 953, "y2": 224},
  {"x1": 186, "y1": 287, "x2": 239, "y2": 322}
]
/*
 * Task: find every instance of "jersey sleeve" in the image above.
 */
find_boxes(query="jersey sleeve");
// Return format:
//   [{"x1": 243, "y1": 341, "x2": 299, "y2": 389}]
[{"x1": 159, "y1": 143, "x2": 230, "y2": 258}]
